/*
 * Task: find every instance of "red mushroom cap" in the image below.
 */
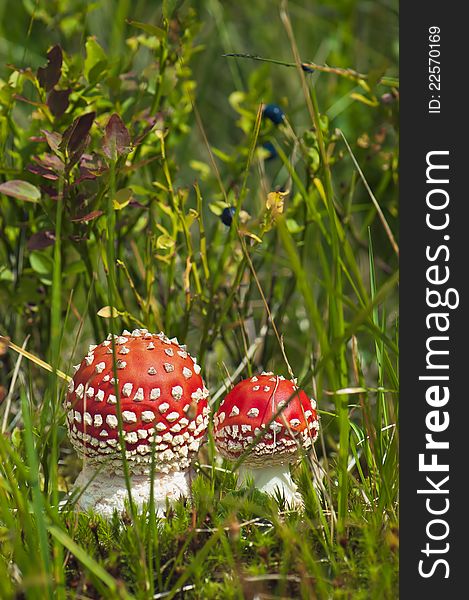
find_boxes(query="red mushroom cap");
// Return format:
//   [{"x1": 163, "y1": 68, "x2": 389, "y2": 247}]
[
  {"x1": 64, "y1": 329, "x2": 209, "y2": 474},
  {"x1": 213, "y1": 373, "x2": 319, "y2": 466}
]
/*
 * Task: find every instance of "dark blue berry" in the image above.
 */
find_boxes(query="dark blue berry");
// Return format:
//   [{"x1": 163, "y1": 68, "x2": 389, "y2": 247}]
[
  {"x1": 221, "y1": 206, "x2": 236, "y2": 226},
  {"x1": 262, "y1": 141, "x2": 278, "y2": 160},
  {"x1": 263, "y1": 103, "x2": 285, "y2": 125}
]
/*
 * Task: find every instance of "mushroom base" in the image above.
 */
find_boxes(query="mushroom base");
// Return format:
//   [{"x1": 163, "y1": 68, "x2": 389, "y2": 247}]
[
  {"x1": 237, "y1": 464, "x2": 303, "y2": 507},
  {"x1": 70, "y1": 466, "x2": 193, "y2": 518}
]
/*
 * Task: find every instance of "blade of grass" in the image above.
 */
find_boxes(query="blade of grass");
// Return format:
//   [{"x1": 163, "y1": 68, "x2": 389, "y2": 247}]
[
  {"x1": 21, "y1": 390, "x2": 53, "y2": 599},
  {"x1": 48, "y1": 525, "x2": 134, "y2": 599},
  {"x1": 340, "y1": 130, "x2": 399, "y2": 257}
]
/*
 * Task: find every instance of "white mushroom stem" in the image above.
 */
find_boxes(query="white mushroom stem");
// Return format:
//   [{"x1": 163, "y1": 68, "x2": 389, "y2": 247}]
[
  {"x1": 67, "y1": 465, "x2": 193, "y2": 518},
  {"x1": 237, "y1": 463, "x2": 303, "y2": 507}
]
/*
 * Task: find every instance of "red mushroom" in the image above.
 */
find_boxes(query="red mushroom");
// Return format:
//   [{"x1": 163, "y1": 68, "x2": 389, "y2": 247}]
[
  {"x1": 213, "y1": 372, "x2": 319, "y2": 505},
  {"x1": 64, "y1": 329, "x2": 209, "y2": 517}
]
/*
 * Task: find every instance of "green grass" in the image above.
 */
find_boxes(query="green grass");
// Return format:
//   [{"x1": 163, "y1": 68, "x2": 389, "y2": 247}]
[{"x1": 0, "y1": 1, "x2": 398, "y2": 597}]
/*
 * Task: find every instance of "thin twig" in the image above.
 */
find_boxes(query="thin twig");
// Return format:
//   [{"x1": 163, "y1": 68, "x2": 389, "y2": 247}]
[
  {"x1": 339, "y1": 129, "x2": 399, "y2": 257},
  {"x1": 0, "y1": 335, "x2": 70, "y2": 382},
  {"x1": 210, "y1": 313, "x2": 275, "y2": 405},
  {"x1": 153, "y1": 585, "x2": 195, "y2": 599},
  {"x1": 223, "y1": 53, "x2": 399, "y2": 88},
  {"x1": 239, "y1": 235, "x2": 295, "y2": 380}
]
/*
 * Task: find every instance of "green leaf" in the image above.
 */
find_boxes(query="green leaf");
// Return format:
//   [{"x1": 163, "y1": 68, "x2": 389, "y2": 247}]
[
  {"x1": 162, "y1": 0, "x2": 178, "y2": 20},
  {"x1": 185, "y1": 209, "x2": 198, "y2": 229},
  {"x1": 189, "y1": 160, "x2": 211, "y2": 180},
  {"x1": 64, "y1": 260, "x2": 86, "y2": 276},
  {"x1": 113, "y1": 187, "x2": 133, "y2": 210},
  {"x1": 84, "y1": 37, "x2": 108, "y2": 84},
  {"x1": 228, "y1": 91, "x2": 251, "y2": 118},
  {"x1": 209, "y1": 201, "x2": 227, "y2": 216},
  {"x1": 286, "y1": 218, "x2": 303, "y2": 233},
  {"x1": 0, "y1": 266, "x2": 13, "y2": 282},
  {"x1": 29, "y1": 251, "x2": 53, "y2": 276},
  {"x1": 0, "y1": 180, "x2": 41, "y2": 203},
  {"x1": 126, "y1": 19, "x2": 165, "y2": 39},
  {"x1": 211, "y1": 147, "x2": 232, "y2": 163},
  {"x1": 129, "y1": 184, "x2": 151, "y2": 196}
]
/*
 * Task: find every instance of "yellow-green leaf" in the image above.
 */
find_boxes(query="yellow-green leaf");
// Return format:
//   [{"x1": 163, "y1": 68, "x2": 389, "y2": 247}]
[
  {"x1": 313, "y1": 178, "x2": 327, "y2": 206},
  {"x1": 266, "y1": 191, "x2": 287, "y2": 215},
  {"x1": 350, "y1": 92, "x2": 379, "y2": 108},
  {"x1": 84, "y1": 37, "x2": 108, "y2": 84},
  {"x1": 0, "y1": 180, "x2": 41, "y2": 203},
  {"x1": 242, "y1": 231, "x2": 263, "y2": 243},
  {"x1": 113, "y1": 187, "x2": 133, "y2": 210},
  {"x1": 97, "y1": 306, "x2": 120, "y2": 318},
  {"x1": 156, "y1": 234, "x2": 175, "y2": 250}
]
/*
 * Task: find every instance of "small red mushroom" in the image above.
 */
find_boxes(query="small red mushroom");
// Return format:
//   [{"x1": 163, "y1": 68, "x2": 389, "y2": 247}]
[
  {"x1": 213, "y1": 372, "x2": 319, "y2": 505},
  {"x1": 64, "y1": 329, "x2": 209, "y2": 517}
]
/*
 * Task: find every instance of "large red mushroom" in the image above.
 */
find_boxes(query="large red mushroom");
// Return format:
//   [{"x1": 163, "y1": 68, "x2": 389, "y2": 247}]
[
  {"x1": 64, "y1": 329, "x2": 209, "y2": 517},
  {"x1": 213, "y1": 372, "x2": 319, "y2": 505}
]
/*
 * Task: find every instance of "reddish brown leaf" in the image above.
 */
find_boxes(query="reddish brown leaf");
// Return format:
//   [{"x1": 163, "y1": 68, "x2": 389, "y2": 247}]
[
  {"x1": 27, "y1": 230, "x2": 56, "y2": 250},
  {"x1": 41, "y1": 130, "x2": 62, "y2": 154},
  {"x1": 103, "y1": 113, "x2": 131, "y2": 160},
  {"x1": 80, "y1": 153, "x2": 105, "y2": 174},
  {"x1": 37, "y1": 45, "x2": 63, "y2": 92},
  {"x1": 73, "y1": 168, "x2": 97, "y2": 184},
  {"x1": 60, "y1": 112, "x2": 95, "y2": 168},
  {"x1": 47, "y1": 88, "x2": 71, "y2": 117},
  {"x1": 69, "y1": 234, "x2": 89, "y2": 243},
  {"x1": 34, "y1": 154, "x2": 64, "y2": 171},
  {"x1": 71, "y1": 210, "x2": 104, "y2": 223},
  {"x1": 40, "y1": 185, "x2": 62, "y2": 200},
  {"x1": 27, "y1": 163, "x2": 59, "y2": 180},
  {"x1": 62, "y1": 112, "x2": 96, "y2": 153},
  {"x1": 129, "y1": 200, "x2": 148, "y2": 209}
]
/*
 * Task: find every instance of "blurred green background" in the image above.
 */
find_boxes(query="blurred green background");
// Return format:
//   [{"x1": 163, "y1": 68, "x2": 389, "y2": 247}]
[{"x1": 0, "y1": 0, "x2": 398, "y2": 162}]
